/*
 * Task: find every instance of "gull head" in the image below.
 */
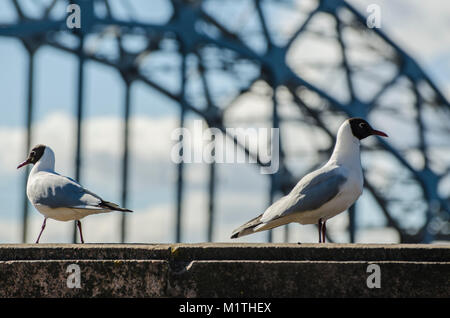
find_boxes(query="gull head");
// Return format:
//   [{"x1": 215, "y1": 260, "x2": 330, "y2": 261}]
[
  {"x1": 348, "y1": 118, "x2": 388, "y2": 140},
  {"x1": 17, "y1": 144, "x2": 47, "y2": 169}
]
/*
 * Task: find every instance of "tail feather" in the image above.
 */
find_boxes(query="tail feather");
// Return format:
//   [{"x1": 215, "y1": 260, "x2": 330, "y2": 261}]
[
  {"x1": 100, "y1": 200, "x2": 133, "y2": 212},
  {"x1": 230, "y1": 214, "x2": 263, "y2": 239}
]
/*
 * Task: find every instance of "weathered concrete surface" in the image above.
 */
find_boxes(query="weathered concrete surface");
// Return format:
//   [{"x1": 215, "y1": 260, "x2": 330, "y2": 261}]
[
  {"x1": 0, "y1": 260, "x2": 168, "y2": 297},
  {"x1": 168, "y1": 260, "x2": 449, "y2": 298},
  {"x1": 0, "y1": 243, "x2": 448, "y2": 297}
]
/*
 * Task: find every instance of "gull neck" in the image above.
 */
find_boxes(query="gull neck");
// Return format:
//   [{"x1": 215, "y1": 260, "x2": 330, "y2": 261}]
[{"x1": 328, "y1": 120, "x2": 361, "y2": 167}]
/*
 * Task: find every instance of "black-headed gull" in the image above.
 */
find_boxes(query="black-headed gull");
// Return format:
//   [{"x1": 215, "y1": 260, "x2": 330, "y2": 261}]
[
  {"x1": 231, "y1": 118, "x2": 388, "y2": 243},
  {"x1": 17, "y1": 144, "x2": 132, "y2": 243}
]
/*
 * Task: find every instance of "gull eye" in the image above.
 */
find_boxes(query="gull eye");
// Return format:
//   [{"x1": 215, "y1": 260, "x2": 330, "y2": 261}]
[{"x1": 359, "y1": 122, "x2": 367, "y2": 129}]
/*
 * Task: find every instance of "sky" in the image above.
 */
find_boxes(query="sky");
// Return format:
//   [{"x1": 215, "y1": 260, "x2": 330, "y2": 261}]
[{"x1": 0, "y1": 0, "x2": 449, "y2": 244}]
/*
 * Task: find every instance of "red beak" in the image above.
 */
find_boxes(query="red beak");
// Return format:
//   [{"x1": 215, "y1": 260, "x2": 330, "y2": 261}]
[
  {"x1": 17, "y1": 159, "x2": 31, "y2": 169},
  {"x1": 371, "y1": 129, "x2": 388, "y2": 137}
]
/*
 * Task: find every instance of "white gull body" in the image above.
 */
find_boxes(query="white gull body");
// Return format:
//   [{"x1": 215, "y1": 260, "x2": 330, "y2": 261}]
[
  {"x1": 19, "y1": 144, "x2": 132, "y2": 243},
  {"x1": 26, "y1": 146, "x2": 127, "y2": 221},
  {"x1": 231, "y1": 118, "x2": 387, "y2": 241}
]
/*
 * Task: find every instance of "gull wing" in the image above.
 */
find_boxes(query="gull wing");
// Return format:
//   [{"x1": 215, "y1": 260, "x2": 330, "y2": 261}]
[
  {"x1": 260, "y1": 166, "x2": 347, "y2": 223},
  {"x1": 29, "y1": 172, "x2": 105, "y2": 210}
]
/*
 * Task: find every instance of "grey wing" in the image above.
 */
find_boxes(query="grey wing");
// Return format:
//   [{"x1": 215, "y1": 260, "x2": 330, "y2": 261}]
[
  {"x1": 260, "y1": 167, "x2": 347, "y2": 223},
  {"x1": 32, "y1": 174, "x2": 104, "y2": 209}
]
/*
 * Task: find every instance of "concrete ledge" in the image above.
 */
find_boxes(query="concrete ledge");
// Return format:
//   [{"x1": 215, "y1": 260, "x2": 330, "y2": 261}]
[
  {"x1": 0, "y1": 260, "x2": 167, "y2": 297},
  {"x1": 0, "y1": 244, "x2": 449, "y2": 297},
  {"x1": 168, "y1": 260, "x2": 449, "y2": 298},
  {"x1": 2, "y1": 243, "x2": 449, "y2": 261}
]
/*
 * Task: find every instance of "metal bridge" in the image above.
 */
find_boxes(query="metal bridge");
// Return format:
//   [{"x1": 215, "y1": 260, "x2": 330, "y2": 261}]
[{"x1": 1, "y1": 0, "x2": 449, "y2": 243}]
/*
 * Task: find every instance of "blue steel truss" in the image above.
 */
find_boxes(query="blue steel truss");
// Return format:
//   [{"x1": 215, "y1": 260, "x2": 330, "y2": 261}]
[{"x1": 1, "y1": 0, "x2": 448, "y2": 243}]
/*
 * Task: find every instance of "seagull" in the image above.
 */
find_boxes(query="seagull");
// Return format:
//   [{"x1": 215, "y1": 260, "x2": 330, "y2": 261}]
[
  {"x1": 230, "y1": 118, "x2": 388, "y2": 243},
  {"x1": 17, "y1": 144, "x2": 132, "y2": 243}
]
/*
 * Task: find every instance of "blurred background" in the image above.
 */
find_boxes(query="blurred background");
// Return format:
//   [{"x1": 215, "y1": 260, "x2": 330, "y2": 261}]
[{"x1": 0, "y1": 0, "x2": 449, "y2": 244}]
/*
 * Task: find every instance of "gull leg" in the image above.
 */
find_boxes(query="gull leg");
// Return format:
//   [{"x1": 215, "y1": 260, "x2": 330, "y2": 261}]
[
  {"x1": 318, "y1": 218, "x2": 323, "y2": 243},
  {"x1": 322, "y1": 220, "x2": 327, "y2": 243},
  {"x1": 77, "y1": 220, "x2": 85, "y2": 244},
  {"x1": 36, "y1": 218, "x2": 47, "y2": 244}
]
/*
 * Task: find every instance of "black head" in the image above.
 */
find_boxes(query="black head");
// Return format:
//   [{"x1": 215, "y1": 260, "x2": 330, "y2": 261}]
[
  {"x1": 348, "y1": 118, "x2": 388, "y2": 140},
  {"x1": 17, "y1": 144, "x2": 46, "y2": 169}
]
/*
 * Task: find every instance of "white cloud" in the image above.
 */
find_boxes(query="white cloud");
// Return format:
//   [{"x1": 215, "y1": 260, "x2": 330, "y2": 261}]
[{"x1": 346, "y1": 0, "x2": 450, "y2": 61}]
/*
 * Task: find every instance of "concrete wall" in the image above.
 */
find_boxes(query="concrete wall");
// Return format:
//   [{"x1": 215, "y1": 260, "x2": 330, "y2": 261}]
[{"x1": 0, "y1": 243, "x2": 448, "y2": 297}]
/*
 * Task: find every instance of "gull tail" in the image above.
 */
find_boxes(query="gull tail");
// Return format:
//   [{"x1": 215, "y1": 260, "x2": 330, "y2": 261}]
[
  {"x1": 230, "y1": 214, "x2": 264, "y2": 239},
  {"x1": 100, "y1": 200, "x2": 133, "y2": 212}
]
